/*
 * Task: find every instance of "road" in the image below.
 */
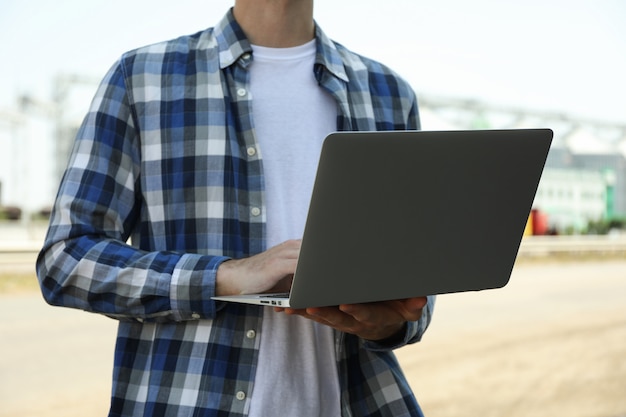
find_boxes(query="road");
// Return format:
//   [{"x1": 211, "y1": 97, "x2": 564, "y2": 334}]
[{"x1": 1, "y1": 259, "x2": 625, "y2": 417}]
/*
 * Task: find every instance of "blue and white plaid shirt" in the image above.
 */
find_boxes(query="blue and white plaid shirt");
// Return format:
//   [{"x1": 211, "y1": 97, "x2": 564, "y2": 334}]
[{"x1": 37, "y1": 9, "x2": 435, "y2": 417}]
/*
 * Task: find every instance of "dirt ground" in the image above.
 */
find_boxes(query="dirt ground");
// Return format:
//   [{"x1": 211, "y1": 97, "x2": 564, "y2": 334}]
[
  {"x1": 399, "y1": 259, "x2": 626, "y2": 417},
  {"x1": 1, "y1": 259, "x2": 625, "y2": 417}
]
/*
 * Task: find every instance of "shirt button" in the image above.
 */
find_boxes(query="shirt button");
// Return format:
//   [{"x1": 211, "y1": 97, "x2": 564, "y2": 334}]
[
  {"x1": 247, "y1": 146, "x2": 256, "y2": 157},
  {"x1": 191, "y1": 313, "x2": 201, "y2": 319},
  {"x1": 251, "y1": 207, "x2": 261, "y2": 217},
  {"x1": 236, "y1": 391, "x2": 246, "y2": 401},
  {"x1": 237, "y1": 88, "x2": 247, "y2": 97},
  {"x1": 246, "y1": 330, "x2": 256, "y2": 339}
]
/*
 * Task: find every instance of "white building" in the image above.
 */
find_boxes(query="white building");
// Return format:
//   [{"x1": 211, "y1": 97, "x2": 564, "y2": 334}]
[
  {"x1": 0, "y1": 75, "x2": 97, "y2": 219},
  {"x1": 533, "y1": 168, "x2": 608, "y2": 232},
  {"x1": 0, "y1": 109, "x2": 57, "y2": 214}
]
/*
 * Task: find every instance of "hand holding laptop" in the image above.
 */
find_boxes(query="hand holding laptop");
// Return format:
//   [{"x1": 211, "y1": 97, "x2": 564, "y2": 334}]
[
  {"x1": 277, "y1": 297, "x2": 428, "y2": 342},
  {"x1": 215, "y1": 237, "x2": 428, "y2": 341}
]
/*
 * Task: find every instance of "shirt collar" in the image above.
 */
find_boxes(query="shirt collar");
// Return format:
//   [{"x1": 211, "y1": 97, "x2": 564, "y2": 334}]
[
  {"x1": 214, "y1": 8, "x2": 349, "y2": 83},
  {"x1": 313, "y1": 24, "x2": 349, "y2": 83},
  {"x1": 214, "y1": 8, "x2": 253, "y2": 69}
]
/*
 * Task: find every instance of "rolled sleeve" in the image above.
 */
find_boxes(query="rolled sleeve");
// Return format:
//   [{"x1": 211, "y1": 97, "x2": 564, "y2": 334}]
[{"x1": 169, "y1": 254, "x2": 230, "y2": 321}]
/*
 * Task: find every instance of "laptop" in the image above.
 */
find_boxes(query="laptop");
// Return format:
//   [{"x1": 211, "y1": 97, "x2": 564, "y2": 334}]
[{"x1": 212, "y1": 128, "x2": 553, "y2": 308}]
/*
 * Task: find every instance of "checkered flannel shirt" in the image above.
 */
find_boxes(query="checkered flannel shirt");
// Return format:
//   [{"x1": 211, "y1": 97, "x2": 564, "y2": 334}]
[{"x1": 37, "y1": 9, "x2": 435, "y2": 417}]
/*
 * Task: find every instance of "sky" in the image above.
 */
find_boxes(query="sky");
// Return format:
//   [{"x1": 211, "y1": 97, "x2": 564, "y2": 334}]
[{"x1": 1, "y1": 0, "x2": 625, "y2": 124}]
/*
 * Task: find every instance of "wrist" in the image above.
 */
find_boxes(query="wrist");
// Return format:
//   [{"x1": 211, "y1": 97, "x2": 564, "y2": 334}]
[
  {"x1": 215, "y1": 259, "x2": 238, "y2": 296},
  {"x1": 368, "y1": 322, "x2": 407, "y2": 345}
]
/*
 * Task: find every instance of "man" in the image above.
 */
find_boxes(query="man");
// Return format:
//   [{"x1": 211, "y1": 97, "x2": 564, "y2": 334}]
[{"x1": 36, "y1": 1, "x2": 435, "y2": 416}]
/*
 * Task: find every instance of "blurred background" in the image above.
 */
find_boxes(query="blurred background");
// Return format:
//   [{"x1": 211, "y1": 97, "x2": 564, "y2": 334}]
[
  {"x1": 0, "y1": 1, "x2": 625, "y2": 417},
  {"x1": 1, "y1": 0, "x2": 626, "y2": 233}
]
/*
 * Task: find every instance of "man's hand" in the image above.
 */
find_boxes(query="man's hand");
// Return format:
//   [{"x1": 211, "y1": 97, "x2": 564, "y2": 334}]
[
  {"x1": 215, "y1": 240, "x2": 301, "y2": 296},
  {"x1": 216, "y1": 239, "x2": 426, "y2": 342},
  {"x1": 277, "y1": 297, "x2": 428, "y2": 341}
]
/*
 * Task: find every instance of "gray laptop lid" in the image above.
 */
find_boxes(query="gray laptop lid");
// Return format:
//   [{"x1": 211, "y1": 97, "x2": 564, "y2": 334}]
[{"x1": 287, "y1": 129, "x2": 553, "y2": 308}]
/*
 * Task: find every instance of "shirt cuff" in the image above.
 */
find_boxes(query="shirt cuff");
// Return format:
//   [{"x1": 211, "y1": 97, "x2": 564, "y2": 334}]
[
  {"x1": 362, "y1": 321, "x2": 418, "y2": 351},
  {"x1": 169, "y1": 253, "x2": 230, "y2": 321}
]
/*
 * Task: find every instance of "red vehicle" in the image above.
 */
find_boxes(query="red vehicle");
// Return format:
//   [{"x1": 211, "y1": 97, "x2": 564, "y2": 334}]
[{"x1": 528, "y1": 208, "x2": 550, "y2": 235}]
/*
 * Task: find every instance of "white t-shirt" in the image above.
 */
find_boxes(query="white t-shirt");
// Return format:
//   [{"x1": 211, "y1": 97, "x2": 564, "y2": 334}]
[{"x1": 247, "y1": 40, "x2": 341, "y2": 417}]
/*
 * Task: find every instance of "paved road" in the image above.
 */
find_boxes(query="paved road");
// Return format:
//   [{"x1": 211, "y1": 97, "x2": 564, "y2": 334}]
[{"x1": 1, "y1": 259, "x2": 625, "y2": 417}]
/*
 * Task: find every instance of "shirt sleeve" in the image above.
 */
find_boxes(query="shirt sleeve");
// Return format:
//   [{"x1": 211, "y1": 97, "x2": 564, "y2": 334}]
[{"x1": 36, "y1": 59, "x2": 229, "y2": 323}]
